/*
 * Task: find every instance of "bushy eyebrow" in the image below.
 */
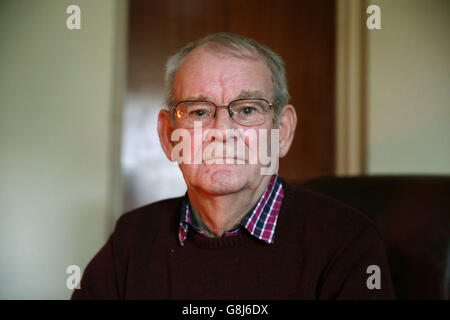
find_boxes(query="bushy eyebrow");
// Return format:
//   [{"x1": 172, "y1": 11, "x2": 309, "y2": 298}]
[
  {"x1": 181, "y1": 94, "x2": 210, "y2": 101},
  {"x1": 234, "y1": 90, "x2": 265, "y2": 100},
  {"x1": 179, "y1": 90, "x2": 266, "y2": 104}
]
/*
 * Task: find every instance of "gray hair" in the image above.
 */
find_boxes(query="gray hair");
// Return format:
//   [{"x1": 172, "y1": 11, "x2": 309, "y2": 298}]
[{"x1": 164, "y1": 32, "x2": 290, "y2": 120}]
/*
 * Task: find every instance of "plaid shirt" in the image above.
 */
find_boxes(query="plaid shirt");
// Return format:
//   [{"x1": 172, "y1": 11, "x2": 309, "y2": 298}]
[{"x1": 178, "y1": 173, "x2": 284, "y2": 246}]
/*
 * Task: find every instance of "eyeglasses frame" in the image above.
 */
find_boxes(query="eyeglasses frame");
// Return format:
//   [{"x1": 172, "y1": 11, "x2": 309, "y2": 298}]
[{"x1": 170, "y1": 98, "x2": 274, "y2": 126}]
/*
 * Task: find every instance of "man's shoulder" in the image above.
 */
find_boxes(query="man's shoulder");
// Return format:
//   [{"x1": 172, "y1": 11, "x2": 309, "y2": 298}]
[
  {"x1": 282, "y1": 182, "x2": 395, "y2": 299},
  {"x1": 283, "y1": 181, "x2": 381, "y2": 241},
  {"x1": 113, "y1": 196, "x2": 184, "y2": 238}
]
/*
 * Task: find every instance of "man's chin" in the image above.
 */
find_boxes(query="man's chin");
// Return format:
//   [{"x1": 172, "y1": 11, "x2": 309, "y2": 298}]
[{"x1": 195, "y1": 164, "x2": 252, "y2": 195}]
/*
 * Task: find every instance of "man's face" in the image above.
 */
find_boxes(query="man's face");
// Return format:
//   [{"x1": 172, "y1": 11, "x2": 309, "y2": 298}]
[{"x1": 171, "y1": 47, "x2": 276, "y2": 195}]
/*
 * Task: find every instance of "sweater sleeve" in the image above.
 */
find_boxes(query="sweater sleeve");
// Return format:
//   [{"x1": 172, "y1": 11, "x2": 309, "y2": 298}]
[
  {"x1": 318, "y1": 224, "x2": 396, "y2": 300},
  {"x1": 71, "y1": 211, "x2": 134, "y2": 300},
  {"x1": 70, "y1": 232, "x2": 122, "y2": 300}
]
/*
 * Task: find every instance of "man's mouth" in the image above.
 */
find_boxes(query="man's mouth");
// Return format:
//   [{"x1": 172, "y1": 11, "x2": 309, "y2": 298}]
[{"x1": 202, "y1": 156, "x2": 246, "y2": 164}]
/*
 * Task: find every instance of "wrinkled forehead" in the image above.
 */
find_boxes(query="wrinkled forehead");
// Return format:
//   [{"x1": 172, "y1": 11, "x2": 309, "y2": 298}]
[{"x1": 173, "y1": 47, "x2": 274, "y2": 103}]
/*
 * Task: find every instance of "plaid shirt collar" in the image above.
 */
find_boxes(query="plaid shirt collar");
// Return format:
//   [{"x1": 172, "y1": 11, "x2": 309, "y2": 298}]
[{"x1": 178, "y1": 173, "x2": 284, "y2": 246}]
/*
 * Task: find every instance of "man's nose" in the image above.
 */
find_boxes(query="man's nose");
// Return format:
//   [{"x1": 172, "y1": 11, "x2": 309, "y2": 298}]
[
  {"x1": 205, "y1": 107, "x2": 237, "y2": 143},
  {"x1": 212, "y1": 106, "x2": 235, "y2": 130}
]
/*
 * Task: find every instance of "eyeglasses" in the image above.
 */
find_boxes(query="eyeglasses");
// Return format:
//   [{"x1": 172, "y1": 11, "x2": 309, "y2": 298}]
[{"x1": 171, "y1": 98, "x2": 273, "y2": 127}]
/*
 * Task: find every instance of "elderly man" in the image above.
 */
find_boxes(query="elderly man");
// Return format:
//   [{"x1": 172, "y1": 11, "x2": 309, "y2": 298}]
[{"x1": 72, "y1": 33, "x2": 395, "y2": 299}]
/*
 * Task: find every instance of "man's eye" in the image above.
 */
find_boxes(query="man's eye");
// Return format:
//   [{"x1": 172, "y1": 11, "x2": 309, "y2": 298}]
[
  {"x1": 240, "y1": 107, "x2": 257, "y2": 115},
  {"x1": 194, "y1": 110, "x2": 205, "y2": 116},
  {"x1": 189, "y1": 109, "x2": 209, "y2": 118}
]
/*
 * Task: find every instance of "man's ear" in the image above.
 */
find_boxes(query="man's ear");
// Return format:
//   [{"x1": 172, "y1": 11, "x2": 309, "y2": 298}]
[
  {"x1": 277, "y1": 104, "x2": 297, "y2": 158},
  {"x1": 157, "y1": 109, "x2": 174, "y2": 161}
]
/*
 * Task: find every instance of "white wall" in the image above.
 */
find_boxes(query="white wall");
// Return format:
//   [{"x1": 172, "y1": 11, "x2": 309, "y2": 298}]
[
  {"x1": 366, "y1": 0, "x2": 450, "y2": 174},
  {"x1": 0, "y1": 0, "x2": 127, "y2": 299}
]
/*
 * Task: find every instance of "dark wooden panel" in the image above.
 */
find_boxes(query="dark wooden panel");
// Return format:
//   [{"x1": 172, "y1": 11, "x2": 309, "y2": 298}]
[{"x1": 127, "y1": 0, "x2": 335, "y2": 185}]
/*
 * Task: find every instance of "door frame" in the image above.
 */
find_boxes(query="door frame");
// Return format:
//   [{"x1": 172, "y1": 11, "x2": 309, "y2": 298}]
[{"x1": 335, "y1": 0, "x2": 368, "y2": 175}]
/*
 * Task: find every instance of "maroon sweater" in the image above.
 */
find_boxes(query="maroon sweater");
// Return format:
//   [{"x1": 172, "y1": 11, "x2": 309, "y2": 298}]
[{"x1": 72, "y1": 182, "x2": 396, "y2": 299}]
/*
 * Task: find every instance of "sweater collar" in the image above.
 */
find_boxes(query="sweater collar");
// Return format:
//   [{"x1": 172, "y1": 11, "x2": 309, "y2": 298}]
[{"x1": 178, "y1": 173, "x2": 285, "y2": 246}]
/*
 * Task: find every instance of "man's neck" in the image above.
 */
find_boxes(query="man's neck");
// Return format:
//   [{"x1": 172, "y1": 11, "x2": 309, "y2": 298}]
[
  {"x1": 190, "y1": 205, "x2": 218, "y2": 238},
  {"x1": 187, "y1": 175, "x2": 273, "y2": 237}
]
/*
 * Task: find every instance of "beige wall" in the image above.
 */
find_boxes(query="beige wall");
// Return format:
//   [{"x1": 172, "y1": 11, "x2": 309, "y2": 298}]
[
  {"x1": 0, "y1": 0, "x2": 126, "y2": 299},
  {"x1": 366, "y1": 0, "x2": 450, "y2": 174}
]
